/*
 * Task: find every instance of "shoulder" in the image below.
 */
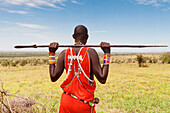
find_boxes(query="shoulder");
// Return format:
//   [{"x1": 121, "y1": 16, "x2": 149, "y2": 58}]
[
  {"x1": 58, "y1": 49, "x2": 67, "y2": 59},
  {"x1": 88, "y1": 48, "x2": 97, "y2": 54},
  {"x1": 88, "y1": 48, "x2": 98, "y2": 58},
  {"x1": 60, "y1": 49, "x2": 67, "y2": 54}
]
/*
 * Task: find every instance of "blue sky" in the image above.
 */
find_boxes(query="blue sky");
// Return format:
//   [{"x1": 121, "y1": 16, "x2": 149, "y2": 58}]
[{"x1": 0, "y1": 0, "x2": 169, "y2": 52}]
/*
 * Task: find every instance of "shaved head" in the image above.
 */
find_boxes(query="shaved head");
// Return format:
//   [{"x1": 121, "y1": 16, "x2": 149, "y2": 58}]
[
  {"x1": 74, "y1": 25, "x2": 88, "y2": 36},
  {"x1": 73, "y1": 25, "x2": 89, "y2": 44}
]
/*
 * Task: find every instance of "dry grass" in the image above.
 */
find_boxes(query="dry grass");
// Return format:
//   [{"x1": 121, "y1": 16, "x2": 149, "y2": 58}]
[{"x1": 0, "y1": 54, "x2": 169, "y2": 113}]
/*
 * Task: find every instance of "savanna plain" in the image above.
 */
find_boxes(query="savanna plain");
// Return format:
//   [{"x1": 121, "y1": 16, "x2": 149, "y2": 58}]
[{"x1": 0, "y1": 52, "x2": 169, "y2": 113}]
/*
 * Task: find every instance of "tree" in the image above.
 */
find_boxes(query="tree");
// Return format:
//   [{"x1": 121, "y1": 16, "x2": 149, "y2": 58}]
[
  {"x1": 136, "y1": 55, "x2": 143, "y2": 67},
  {"x1": 161, "y1": 52, "x2": 170, "y2": 64}
]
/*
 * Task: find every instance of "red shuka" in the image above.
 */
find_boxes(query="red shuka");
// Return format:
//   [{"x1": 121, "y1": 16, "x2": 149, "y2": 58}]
[{"x1": 59, "y1": 47, "x2": 96, "y2": 113}]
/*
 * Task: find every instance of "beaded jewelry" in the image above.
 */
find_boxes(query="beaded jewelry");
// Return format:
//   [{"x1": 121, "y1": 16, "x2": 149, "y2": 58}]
[
  {"x1": 49, "y1": 52, "x2": 56, "y2": 64},
  {"x1": 75, "y1": 41, "x2": 84, "y2": 45},
  {"x1": 103, "y1": 53, "x2": 110, "y2": 65}
]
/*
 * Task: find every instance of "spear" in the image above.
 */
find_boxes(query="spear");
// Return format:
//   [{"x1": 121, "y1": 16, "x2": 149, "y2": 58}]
[{"x1": 14, "y1": 44, "x2": 168, "y2": 48}]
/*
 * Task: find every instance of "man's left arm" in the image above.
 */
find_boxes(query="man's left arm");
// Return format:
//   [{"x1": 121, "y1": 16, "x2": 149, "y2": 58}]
[{"x1": 49, "y1": 42, "x2": 65, "y2": 82}]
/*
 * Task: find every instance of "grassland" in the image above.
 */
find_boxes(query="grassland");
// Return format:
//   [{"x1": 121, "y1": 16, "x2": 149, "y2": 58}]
[
  {"x1": 0, "y1": 53, "x2": 169, "y2": 113},
  {"x1": 0, "y1": 52, "x2": 48, "y2": 57}
]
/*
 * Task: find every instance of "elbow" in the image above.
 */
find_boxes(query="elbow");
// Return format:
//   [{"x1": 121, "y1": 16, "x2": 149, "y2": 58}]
[
  {"x1": 100, "y1": 76, "x2": 107, "y2": 84},
  {"x1": 50, "y1": 72, "x2": 62, "y2": 82},
  {"x1": 51, "y1": 79, "x2": 56, "y2": 82},
  {"x1": 97, "y1": 76, "x2": 107, "y2": 84},
  {"x1": 50, "y1": 75, "x2": 57, "y2": 82},
  {"x1": 100, "y1": 80, "x2": 106, "y2": 84},
  {"x1": 101, "y1": 81, "x2": 106, "y2": 84},
  {"x1": 51, "y1": 78, "x2": 56, "y2": 82}
]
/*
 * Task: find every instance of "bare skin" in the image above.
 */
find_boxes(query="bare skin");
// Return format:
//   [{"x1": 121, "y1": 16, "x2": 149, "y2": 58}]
[{"x1": 49, "y1": 26, "x2": 110, "y2": 84}]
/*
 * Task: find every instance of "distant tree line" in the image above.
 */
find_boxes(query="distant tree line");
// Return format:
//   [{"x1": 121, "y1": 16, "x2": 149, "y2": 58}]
[
  {"x1": 0, "y1": 58, "x2": 49, "y2": 67},
  {"x1": 0, "y1": 52, "x2": 169, "y2": 67},
  {"x1": 136, "y1": 52, "x2": 170, "y2": 67}
]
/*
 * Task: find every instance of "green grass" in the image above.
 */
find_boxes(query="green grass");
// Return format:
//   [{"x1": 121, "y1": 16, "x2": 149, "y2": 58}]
[
  {"x1": 95, "y1": 64, "x2": 170, "y2": 113},
  {"x1": 0, "y1": 63, "x2": 169, "y2": 113}
]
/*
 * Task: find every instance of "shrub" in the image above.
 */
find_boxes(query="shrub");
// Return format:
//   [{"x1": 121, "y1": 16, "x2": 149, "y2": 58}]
[
  {"x1": 1, "y1": 61, "x2": 10, "y2": 67},
  {"x1": 11, "y1": 62, "x2": 17, "y2": 67},
  {"x1": 31, "y1": 59, "x2": 40, "y2": 66},
  {"x1": 121, "y1": 60, "x2": 125, "y2": 63},
  {"x1": 143, "y1": 57, "x2": 150, "y2": 63},
  {"x1": 32, "y1": 60, "x2": 38, "y2": 66},
  {"x1": 15, "y1": 60, "x2": 20, "y2": 65},
  {"x1": 149, "y1": 59, "x2": 152, "y2": 63},
  {"x1": 42, "y1": 59, "x2": 48, "y2": 65},
  {"x1": 115, "y1": 59, "x2": 121, "y2": 64},
  {"x1": 152, "y1": 58, "x2": 158, "y2": 64},
  {"x1": 161, "y1": 52, "x2": 170, "y2": 64},
  {"x1": 20, "y1": 60, "x2": 27, "y2": 66},
  {"x1": 136, "y1": 55, "x2": 143, "y2": 67},
  {"x1": 132, "y1": 59, "x2": 136, "y2": 63}
]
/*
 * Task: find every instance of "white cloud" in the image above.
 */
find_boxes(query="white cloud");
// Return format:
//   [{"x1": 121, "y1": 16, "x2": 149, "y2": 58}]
[
  {"x1": 16, "y1": 23, "x2": 49, "y2": 29},
  {"x1": 135, "y1": 0, "x2": 158, "y2": 5},
  {"x1": 135, "y1": 0, "x2": 170, "y2": 7},
  {"x1": 7, "y1": 10, "x2": 28, "y2": 14},
  {"x1": 0, "y1": 8, "x2": 28, "y2": 14},
  {"x1": 0, "y1": 0, "x2": 66, "y2": 9},
  {"x1": 71, "y1": 0, "x2": 80, "y2": 4},
  {"x1": 162, "y1": 0, "x2": 170, "y2": 2},
  {"x1": 0, "y1": 21, "x2": 49, "y2": 29}
]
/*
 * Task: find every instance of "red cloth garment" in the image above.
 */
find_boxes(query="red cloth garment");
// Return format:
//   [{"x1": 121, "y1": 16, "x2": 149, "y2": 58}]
[
  {"x1": 60, "y1": 47, "x2": 96, "y2": 113},
  {"x1": 59, "y1": 93, "x2": 96, "y2": 113}
]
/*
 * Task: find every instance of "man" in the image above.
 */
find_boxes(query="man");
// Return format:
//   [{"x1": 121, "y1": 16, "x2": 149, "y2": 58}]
[{"x1": 49, "y1": 25, "x2": 110, "y2": 113}]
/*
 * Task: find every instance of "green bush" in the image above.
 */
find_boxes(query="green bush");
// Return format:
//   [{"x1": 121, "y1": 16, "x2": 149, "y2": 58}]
[
  {"x1": 30, "y1": 59, "x2": 39, "y2": 66},
  {"x1": 32, "y1": 60, "x2": 38, "y2": 66},
  {"x1": 115, "y1": 59, "x2": 121, "y2": 64},
  {"x1": 161, "y1": 52, "x2": 170, "y2": 64},
  {"x1": 15, "y1": 60, "x2": 20, "y2": 64},
  {"x1": 20, "y1": 60, "x2": 27, "y2": 66},
  {"x1": 149, "y1": 59, "x2": 152, "y2": 63},
  {"x1": 11, "y1": 62, "x2": 17, "y2": 67},
  {"x1": 152, "y1": 58, "x2": 158, "y2": 64},
  {"x1": 1, "y1": 61, "x2": 10, "y2": 67},
  {"x1": 143, "y1": 57, "x2": 150, "y2": 63}
]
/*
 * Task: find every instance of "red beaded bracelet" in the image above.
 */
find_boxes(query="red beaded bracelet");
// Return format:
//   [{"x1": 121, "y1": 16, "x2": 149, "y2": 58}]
[{"x1": 103, "y1": 53, "x2": 110, "y2": 65}]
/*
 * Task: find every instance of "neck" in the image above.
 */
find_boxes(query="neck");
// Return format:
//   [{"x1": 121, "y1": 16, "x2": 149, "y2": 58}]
[{"x1": 75, "y1": 41, "x2": 84, "y2": 45}]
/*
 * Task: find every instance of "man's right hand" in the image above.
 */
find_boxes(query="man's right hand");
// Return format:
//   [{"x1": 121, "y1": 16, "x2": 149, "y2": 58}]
[
  {"x1": 100, "y1": 42, "x2": 110, "y2": 53},
  {"x1": 49, "y1": 42, "x2": 59, "y2": 53}
]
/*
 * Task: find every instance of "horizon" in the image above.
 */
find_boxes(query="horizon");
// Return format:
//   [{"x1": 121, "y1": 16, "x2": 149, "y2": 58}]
[{"x1": 0, "y1": 50, "x2": 169, "y2": 54}]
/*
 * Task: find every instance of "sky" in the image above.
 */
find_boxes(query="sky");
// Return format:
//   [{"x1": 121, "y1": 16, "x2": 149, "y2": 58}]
[{"x1": 0, "y1": 0, "x2": 169, "y2": 53}]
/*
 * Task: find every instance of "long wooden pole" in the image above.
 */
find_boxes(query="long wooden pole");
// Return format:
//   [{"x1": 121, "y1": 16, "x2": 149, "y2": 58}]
[{"x1": 14, "y1": 44, "x2": 168, "y2": 48}]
